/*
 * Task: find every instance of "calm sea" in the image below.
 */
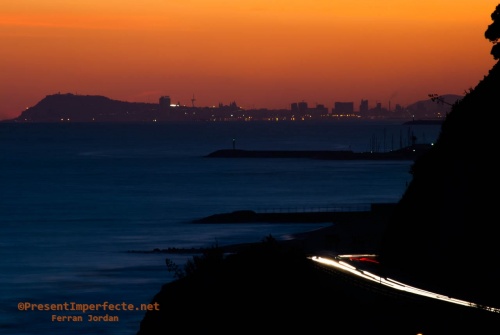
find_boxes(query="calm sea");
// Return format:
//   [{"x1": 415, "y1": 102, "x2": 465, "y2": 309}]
[{"x1": 0, "y1": 120, "x2": 441, "y2": 335}]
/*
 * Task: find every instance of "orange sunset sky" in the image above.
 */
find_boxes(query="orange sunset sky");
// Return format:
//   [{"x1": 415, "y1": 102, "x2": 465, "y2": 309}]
[{"x1": 1, "y1": 0, "x2": 498, "y2": 120}]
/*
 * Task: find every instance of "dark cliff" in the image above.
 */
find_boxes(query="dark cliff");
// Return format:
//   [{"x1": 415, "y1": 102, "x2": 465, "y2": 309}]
[
  {"x1": 380, "y1": 60, "x2": 500, "y2": 307},
  {"x1": 135, "y1": 55, "x2": 500, "y2": 335},
  {"x1": 134, "y1": 63, "x2": 500, "y2": 335},
  {"x1": 136, "y1": 238, "x2": 499, "y2": 335}
]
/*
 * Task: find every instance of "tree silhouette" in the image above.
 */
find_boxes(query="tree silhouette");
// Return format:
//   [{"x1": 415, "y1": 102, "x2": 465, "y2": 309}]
[{"x1": 485, "y1": 4, "x2": 500, "y2": 59}]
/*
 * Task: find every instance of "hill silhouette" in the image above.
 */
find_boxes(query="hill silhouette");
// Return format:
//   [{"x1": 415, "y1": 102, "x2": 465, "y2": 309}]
[
  {"x1": 133, "y1": 71, "x2": 500, "y2": 333},
  {"x1": 135, "y1": 5, "x2": 500, "y2": 334},
  {"x1": 136, "y1": 236, "x2": 500, "y2": 335},
  {"x1": 405, "y1": 93, "x2": 463, "y2": 119},
  {"x1": 379, "y1": 60, "x2": 500, "y2": 307},
  {"x1": 380, "y1": 3, "x2": 500, "y2": 303},
  {"x1": 9, "y1": 93, "x2": 158, "y2": 122}
]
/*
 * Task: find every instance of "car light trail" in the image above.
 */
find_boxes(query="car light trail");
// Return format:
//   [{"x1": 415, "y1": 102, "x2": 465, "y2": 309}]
[{"x1": 309, "y1": 255, "x2": 500, "y2": 313}]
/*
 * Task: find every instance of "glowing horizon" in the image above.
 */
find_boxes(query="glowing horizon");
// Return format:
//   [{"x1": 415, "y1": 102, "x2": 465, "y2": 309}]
[{"x1": 1, "y1": 1, "x2": 498, "y2": 120}]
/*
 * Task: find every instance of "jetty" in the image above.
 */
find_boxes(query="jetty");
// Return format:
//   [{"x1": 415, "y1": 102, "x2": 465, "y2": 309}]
[
  {"x1": 192, "y1": 203, "x2": 396, "y2": 224},
  {"x1": 205, "y1": 143, "x2": 433, "y2": 161}
]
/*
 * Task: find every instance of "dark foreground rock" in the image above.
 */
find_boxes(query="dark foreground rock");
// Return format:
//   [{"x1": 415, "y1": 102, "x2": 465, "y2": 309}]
[
  {"x1": 137, "y1": 11, "x2": 500, "y2": 334},
  {"x1": 380, "y1": 60, "x2": 500, "y2": 307},
  {"x1": 136, "y1": 240, "x2": 500, "y2": 335}
]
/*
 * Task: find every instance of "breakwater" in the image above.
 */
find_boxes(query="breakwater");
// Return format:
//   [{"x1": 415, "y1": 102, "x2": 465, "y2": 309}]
[
  {"x1": 192, "y1": 203, "x2": 397, "y2": 224},
  {"x1": 205, "y1": 144, "x2": 432, "y2": 161}
]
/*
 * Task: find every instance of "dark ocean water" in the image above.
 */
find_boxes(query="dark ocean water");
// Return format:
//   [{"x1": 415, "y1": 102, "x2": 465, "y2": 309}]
[{"x1": 0, "y1": 120, "x2": 441, "y2": 334}]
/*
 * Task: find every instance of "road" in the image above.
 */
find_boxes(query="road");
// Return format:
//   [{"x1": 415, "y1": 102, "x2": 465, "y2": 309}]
[{"x1": 309, "y1": 254, "x2": 500, "y2": 314}]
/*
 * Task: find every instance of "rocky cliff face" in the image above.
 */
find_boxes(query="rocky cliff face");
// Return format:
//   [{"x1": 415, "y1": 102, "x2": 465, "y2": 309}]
[{"x1": 380, "y1": 61, "x2": 500, "y2": 306}]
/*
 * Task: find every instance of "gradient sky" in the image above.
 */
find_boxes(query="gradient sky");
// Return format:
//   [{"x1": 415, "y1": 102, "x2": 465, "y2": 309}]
[{"x1": 1, "y1": 1, "x2": 498, "y2": 120}]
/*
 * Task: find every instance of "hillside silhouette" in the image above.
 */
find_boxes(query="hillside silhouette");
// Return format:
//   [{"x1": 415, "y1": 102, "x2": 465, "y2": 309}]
[
  {"x1": 10, "y1": 93, "x2": 158, "y2": 122},
  {"x1": 405, "y1": 93, "x2": 462, "y2": 119},
  {"x1": 136, "y1": 5, "x2": 500, "y2": 334},
  {"x1": 380, "y1": 4, "x2": 500, "y2": 307},
  {"x1": 380, "y1": 19, "x2": 500, "y2": 307},
  {"x1": 136, "y1": 236, "x2": 500, "y2": 335}
]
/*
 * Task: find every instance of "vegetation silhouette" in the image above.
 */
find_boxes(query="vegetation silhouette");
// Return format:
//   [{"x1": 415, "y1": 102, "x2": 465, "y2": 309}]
[{"x1": 485, "y1": 4, "x2": 500, "y2": 59}]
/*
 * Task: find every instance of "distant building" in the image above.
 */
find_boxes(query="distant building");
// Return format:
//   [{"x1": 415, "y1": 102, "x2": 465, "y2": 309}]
[
  {"x1": 307, "y1": 104, "x2": 329, "y2": 118},
  {"x1": 290, "y1": 101, "x2": 311, "y2": 119},
  {"x1": 159, "y1": 96, "x2": 171, "y2": 112},
  {"x1": 298, "y1": 101, "x2": 308, "y2": 113},
  {"x1": 359, "y1": 99, "x2": 368, "y2": 114},
  {"x1": 333, "y1": 102, "x2": 354, "y2": 116}
]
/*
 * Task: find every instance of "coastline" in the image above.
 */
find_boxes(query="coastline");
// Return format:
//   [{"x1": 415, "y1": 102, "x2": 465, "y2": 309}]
[
  {"x1": 131, "y1": 204, "x2": 396, "y2": 256},
  {"x1": 136, "y1": 210, "x2": 500, "y2": 335}
]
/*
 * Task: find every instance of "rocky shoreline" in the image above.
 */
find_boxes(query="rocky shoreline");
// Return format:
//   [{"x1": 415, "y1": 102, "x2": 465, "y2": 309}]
[{"x1": 130, "y1": 204, "x2": 397, "y2": 257}]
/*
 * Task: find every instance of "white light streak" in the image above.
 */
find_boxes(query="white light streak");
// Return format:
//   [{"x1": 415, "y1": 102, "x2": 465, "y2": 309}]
[{"x1": 308, "y1": 256, "x2": 500, "y2": 313}]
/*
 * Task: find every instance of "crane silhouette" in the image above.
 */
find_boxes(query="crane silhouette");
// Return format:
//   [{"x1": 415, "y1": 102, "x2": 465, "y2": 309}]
[{"x1": 191, "y1": 94, "x2": 196, "y2": 107}]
